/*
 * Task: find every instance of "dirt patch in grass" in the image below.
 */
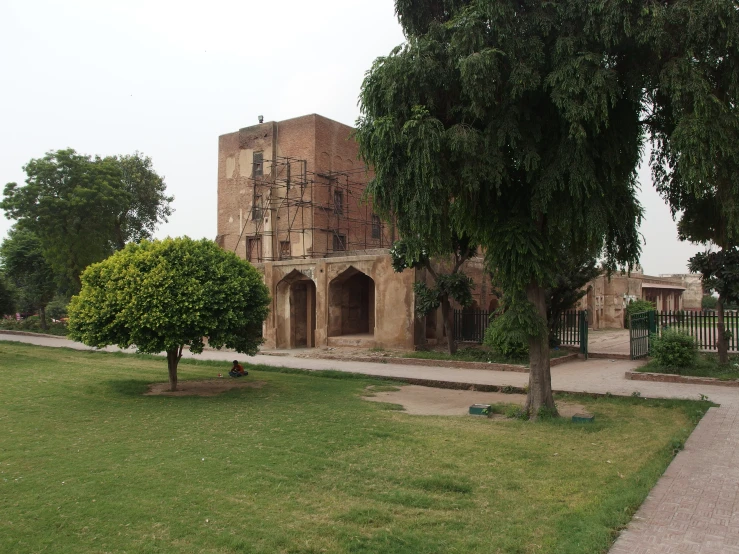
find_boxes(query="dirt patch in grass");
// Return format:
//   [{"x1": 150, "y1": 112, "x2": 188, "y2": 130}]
[
  {"x1": 145, "y1": 379, "x2": 267, "y2": 397},
  {"x1": 363, "y1": 384, "x2": 586, "y2": 417}
]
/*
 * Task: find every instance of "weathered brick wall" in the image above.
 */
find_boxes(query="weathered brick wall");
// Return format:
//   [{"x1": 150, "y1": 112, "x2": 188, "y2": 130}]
[{"x1": 217, "y1": 114, "x2": 391, "y2": 263}]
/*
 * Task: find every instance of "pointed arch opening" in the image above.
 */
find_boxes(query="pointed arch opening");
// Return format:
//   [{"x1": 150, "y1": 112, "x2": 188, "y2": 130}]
[
  {"x1": 275, "y1": 270, "x2": 316, "y2": 349},
  {"x1": 328, "y1": 267, "x2": 375, "y2": 337}
]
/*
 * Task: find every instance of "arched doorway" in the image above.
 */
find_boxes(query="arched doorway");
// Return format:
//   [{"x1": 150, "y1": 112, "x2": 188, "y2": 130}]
[
  {"x1": 275, "y1": 270, "x2": 316, "y2": 349},
  {"x1": 328, "y1": 267, "x2": 375, "y2": 337}
]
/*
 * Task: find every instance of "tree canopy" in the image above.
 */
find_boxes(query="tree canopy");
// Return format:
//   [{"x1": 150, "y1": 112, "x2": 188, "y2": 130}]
[
  {"x1": 0, "y1": 227, "x2": 57, "y2": 327},
  {"x1": 357, "y1": 0, "x2": 739, "y2": 417},
  {"x1": 357, "y1": 0, "x2": 645, "y2": 416},
  {"x1": 2, "y1": 149, "x2": 173, "y2": 292},
  {"x1": 68, "y1": 237, "x2": 271, "y2": 391}
]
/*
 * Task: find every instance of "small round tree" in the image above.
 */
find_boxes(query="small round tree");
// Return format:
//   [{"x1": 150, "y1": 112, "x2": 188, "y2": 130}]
[{"x1": 68, "y1": 237, "x2": 271, "y2": 391}]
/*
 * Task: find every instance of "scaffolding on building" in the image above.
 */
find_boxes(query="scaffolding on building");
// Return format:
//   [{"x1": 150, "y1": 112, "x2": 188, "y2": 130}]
[{"x1": 227, "y1": 155, "x2": 395, "y2": 263}]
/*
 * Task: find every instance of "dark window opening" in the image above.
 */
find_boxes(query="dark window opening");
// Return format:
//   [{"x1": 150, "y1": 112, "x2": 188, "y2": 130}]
[
  {"x1": 371, "y1": 214, "x2": 381, "y2": 239},
  {"x1": 247, "y1": 238, "x2": 261, "y2": 263},
  {"x1": 252, "y1": 195, "x2": 262, "y2": 220},
  {"x1": 280, "y1": 241, "x2": 291, "y2": 258},
  {"x1": 333, "y1": 233, "x2": 346, "y2": 252},
  {"x1": 253, "y1": 151, "x2": 263, "y2": 177},
  {"x1": 333, "y1": 190, "x2": 343, "y2": 215}
]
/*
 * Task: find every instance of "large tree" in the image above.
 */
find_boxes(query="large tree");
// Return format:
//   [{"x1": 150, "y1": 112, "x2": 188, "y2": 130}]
[
  {"x1": 0, "y1": 227, "x2": 57, "y2": 328},
  {"x1": 2, "y1": 149, "x2": 173, "y2": 292},
  {"x1": 646, "y1": 1, "x2": 739, "y2": 364},
  {"x1": 357, "y1": 1, "x2": 644, "y2": 417},
  {"x1": 114, "y1": 152, "x2": 174, "y2": 250},
  {"x1": 68, "y1": 237, "x2": 271, "y2": 391},
  {"x1": 0, "y1": 276, "x2": 15, "y2": 317}
]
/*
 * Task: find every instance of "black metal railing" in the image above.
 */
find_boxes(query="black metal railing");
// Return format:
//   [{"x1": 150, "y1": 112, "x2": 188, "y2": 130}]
[{"x1": 453, "y1": 309, "x2": 491, "y2": 343}]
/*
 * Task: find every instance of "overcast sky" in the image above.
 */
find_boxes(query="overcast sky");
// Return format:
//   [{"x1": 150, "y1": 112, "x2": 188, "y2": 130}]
[{"x1": 0, "y1": 0, "x2": 701, "y2": 275}]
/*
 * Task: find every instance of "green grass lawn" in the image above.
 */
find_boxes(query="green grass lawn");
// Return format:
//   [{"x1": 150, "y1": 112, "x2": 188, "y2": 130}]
[
  {"x1": 403, "y1": 346, "x2": 572, "y2": 365},
  {"x1": 0, "y1": 342, "x2": 712, "y2": 554},
  {"x1": 639, "y1": 353, "x2": 739, "y2": 380}
]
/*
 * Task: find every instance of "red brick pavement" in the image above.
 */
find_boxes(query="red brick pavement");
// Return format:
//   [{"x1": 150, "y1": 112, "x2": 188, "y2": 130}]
[{"x1": 610, "y1": 406, "x2": 739, "y2": 553}]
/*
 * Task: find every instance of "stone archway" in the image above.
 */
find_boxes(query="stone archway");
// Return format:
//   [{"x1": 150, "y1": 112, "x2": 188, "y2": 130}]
[
  {"x1": 328, "y1": 267, "x2": 375, "y2": 337},
  {"x1": 275, "y1": 270, "x2": 316, "y2": 349}
]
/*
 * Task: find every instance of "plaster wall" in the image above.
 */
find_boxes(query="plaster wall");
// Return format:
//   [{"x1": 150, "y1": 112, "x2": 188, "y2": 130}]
[{"x1": 259, "y1": 252, "x2": 417, "y2": 350}]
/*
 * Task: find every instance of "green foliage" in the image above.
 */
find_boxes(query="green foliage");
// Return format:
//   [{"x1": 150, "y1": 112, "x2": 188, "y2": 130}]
[
  {"x1": 484, "y1": 314, "x2": 529, "y2": 360},
  {"x1": 114, "y1": 152, "x2": 174, "y2": 249},
  {"x1": 650, "y1": 330, "x2": 698, "y2": 369},
  {"x1": 356, "y1": 0, "x2": 659, "y2": 409},
  {"x1": 505, "y1": 405, "x2": 530, "y2": 421},
  {"x1": 389, "y1": 237, "x2": 429, "y2": 272},
  {"x1": 701, "y1": 295, "x2": 718, "y2": 310},
  {"x1": 640, "y1": 352, "x2": 739, "y2": 380},
  {"x1": 689, "y1": 249, "x2": 739, "y2": 307},
  {"x1": 2, "y1": 149, "x2": 173, "y2": 292},
  {"x1": 546, "y1": 247, "x2": 601, "y2": 342},
  {"x1": 46, "y1": 295, "x2": 70, "y2": 321},
  {"x1": 68, "y1": 237, "x2": 271, "y2": 358},
  {"x1": 0, "y1": 227, "x2": 56, "y2": 320},
  {"x1": 0, "y1": 316, "x2": 68, "y2": 336},
  {"x1": 0, "y1": 277, "x2": 14, "y2": 316},
  {"x1": 625, "y1": 299, "x2": 655, "y2": 328}
]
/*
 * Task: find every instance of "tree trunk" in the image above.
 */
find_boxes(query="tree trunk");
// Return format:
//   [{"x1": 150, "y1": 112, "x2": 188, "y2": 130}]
[
  {"x1": 525, "y1": 283, "x2": 557, "y2": 419},
  {"x1": 717, "y1": 296, "x2": 728, "y2": 364},
  {"x1": 39, "y1": 305, "x2": 48, "y2": 330},
  {"x1": 166, "y1": 348, "x2": 181, "y2": 392},
  {"x1": 441, "y1": 296, "x2": 457, "y2": 355}
]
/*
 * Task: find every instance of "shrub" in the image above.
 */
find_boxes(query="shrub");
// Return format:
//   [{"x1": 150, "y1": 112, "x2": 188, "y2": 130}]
[
  {"x1": 484, "y1": 316, "x2": 528, "y2": 360},
  {"x1": 651, "y1": 330, "x2": 697, "y2": 369},
  {"x1": 47, "y1": 295, "x2": 70, "y2": 321},
  {"x1": 625, "y1": 299, "x2": 655, "y2": 328},
  {"x1": 701, "y1": 295, "x2": 718, "y2": 310}
]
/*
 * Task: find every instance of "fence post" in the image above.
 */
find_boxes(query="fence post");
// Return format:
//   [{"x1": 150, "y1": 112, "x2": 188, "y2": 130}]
[{"x1": 579, "y1": 310, "x2": 588, "y2": 359}]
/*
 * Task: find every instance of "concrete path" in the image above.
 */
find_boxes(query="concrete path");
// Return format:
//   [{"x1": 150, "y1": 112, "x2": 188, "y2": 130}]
[
  {"x1": 2, "y1": 332, "x2": 738, "y2": 553},
  {"x1": 588, "y1": 328, "x2": 631, "y2": 357}
]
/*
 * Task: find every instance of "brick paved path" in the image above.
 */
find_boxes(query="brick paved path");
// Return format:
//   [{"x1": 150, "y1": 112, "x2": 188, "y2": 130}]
[
  {"x1": 2, "y1": 332, "x2": 739, "y2": 553},
  {"x1": 610, "y1": 404, "x2": 739, "y2": 554}
]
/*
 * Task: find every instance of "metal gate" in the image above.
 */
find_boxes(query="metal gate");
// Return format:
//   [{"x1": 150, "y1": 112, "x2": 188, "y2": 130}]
[
  {"x1": 629, "y1": 310, "x2": 655, "y2": 359},
  {"x1": 553, "y1": 310, "x2": 589, "y2": 358}
]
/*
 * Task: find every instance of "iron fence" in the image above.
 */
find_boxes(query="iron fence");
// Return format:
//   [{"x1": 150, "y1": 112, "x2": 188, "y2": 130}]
[
  {"x1": 453, "y1": 309, "x2": 491, "y2": 343},
  {"x1": 655, "y1": 310, "x2": 739, "y2": 351}
]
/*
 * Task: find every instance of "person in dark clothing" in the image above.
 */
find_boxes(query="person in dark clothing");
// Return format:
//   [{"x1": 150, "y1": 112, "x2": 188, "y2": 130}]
[{"x1": 229, "y1": 360, "x2": 248, "y2": 378}]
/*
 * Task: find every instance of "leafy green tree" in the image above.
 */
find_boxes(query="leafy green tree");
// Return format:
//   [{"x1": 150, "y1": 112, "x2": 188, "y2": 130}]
[
  {"x1": 114, "y1": 152, "x2": 174, "y2": 250},
  {"x1": 701, "y1": 295, "x2": 718, "y2": 310},
  {"x1": 0, "y1": 276, "x2": 15, "y2": 317},
  {"x1": 665, "y1": 181, "x2": 737, "y2": 362},
  {"x1": 357, "y1": 1, "x2": 643, "y2": 417},
  {"x1": 546, "y1": 248, "x2": 600, "y2": 345},
  {"x1": 2, "y1": 149, "x2": 173, "y2": 292},
  {"x1": 0, "y1": 228, "x2": 57, "y2": 328},
  {"x1": 68, "y1": 237, "x2": 271, "y2": 391},
  {"x1": 390, "y1": 235, "x2": 475, "y2": 354},
  {"x1": 689, "y1": 249, "x2": 739, "y2": 363},
  {"x1": 646, "y1": 2, "x2": 739, "y2": 362}
]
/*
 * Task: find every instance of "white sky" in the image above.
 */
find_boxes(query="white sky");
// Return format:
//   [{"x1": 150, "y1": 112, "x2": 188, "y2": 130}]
[{"x1": 0, "y1": 0, "x2": 699, "y2": 275}]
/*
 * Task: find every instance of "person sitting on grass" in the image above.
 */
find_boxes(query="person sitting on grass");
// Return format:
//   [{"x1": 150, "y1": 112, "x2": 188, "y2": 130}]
[{"x1": 229, "y1": 360, "x2": 248, "y2": 378}]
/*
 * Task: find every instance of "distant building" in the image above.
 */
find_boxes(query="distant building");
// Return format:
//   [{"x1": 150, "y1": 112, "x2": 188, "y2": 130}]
[
  {"x1": 659, "y1": 274, "x2": 704, "y2": 310},
  {"x1": 578, "y1": 271, "x2": 695, "y2": 329}
]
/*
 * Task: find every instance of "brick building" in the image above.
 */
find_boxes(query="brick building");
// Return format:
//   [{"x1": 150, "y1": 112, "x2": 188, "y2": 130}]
[{"x1": 217, "y1": 114, "x2": 490, "y2": 350}]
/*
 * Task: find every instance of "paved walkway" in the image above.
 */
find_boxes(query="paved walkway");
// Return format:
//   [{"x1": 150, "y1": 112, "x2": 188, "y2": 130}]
[
  {"x1": 2, "y1": 332, "x2": 738, "y2": 553},
  {"x1": 588, "y1": 328, "x2": 631, "y2": 357}
]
